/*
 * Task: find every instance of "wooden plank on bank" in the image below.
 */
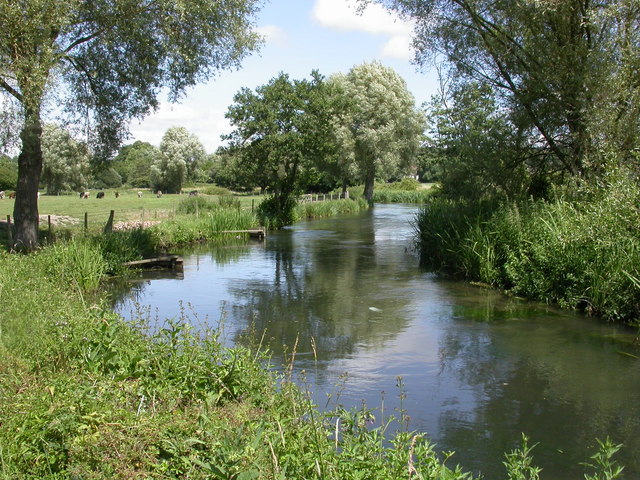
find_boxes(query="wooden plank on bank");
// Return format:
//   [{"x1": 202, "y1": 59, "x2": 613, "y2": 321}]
[
  {"x1": 219, "y1": 228, "x2": 266, "y2": 239},
  {"x1": 122, "y1": 254, "x2": 183, "y2": 269}
]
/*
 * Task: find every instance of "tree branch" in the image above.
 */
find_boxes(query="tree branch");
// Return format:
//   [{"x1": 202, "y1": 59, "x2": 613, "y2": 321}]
[{"x1": 0, "y1": 78, "x2": 23, "y2": 102}]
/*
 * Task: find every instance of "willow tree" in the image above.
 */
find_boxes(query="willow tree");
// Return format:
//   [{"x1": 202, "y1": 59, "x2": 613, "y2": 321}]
[
  {"x1": 152, "y1": 126, "x2": 206, "y2": 193},
  {"x1": 331, "y1": 62, "x2": 425, "y2": 203},
  {"x1": 0, "y1": 0, "x2": 261, "y2": 249},
  {"x1": 368, "y1": 0, "x2": 640, "y2": 184}
]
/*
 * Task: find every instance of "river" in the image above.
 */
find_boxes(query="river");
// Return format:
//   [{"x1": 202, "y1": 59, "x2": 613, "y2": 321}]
[{"x1": 112, "y1": 203, "x2": 640, "y2": 479}]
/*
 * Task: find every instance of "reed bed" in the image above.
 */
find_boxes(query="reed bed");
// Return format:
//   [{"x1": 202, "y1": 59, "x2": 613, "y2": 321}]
[
  {"x1": 295, "y1": 198, "x2": 368, "y2": 219},
  {"x1": 416, "y1": 180, "x2": 640, "y2": 325}
]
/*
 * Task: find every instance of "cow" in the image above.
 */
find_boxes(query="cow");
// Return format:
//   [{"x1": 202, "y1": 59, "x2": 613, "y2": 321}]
[
  {"x1": 188, "y1": 190, "x2": 198, "y2": 197},
  {"x1": 80, "y1": 191, "x2": 89, "y2": 199},
  {"x1": 8, "y1": 192, "x2": 15, "y2": 199},
  {"x1": 156, "y1": 190, "x2": 163, "y2": 198},
  {"x1": 96, "y1": 191, "x2": 105, "y2": 199},
  {"x1": 0, "y1": 191, "x2": 4, "y2": 200},
  {"x1": 114, "y1": 191, "x2": 119, "y2": 198},
  {"x1": 137, "y1": 191, "x2": 143, "y2": 198}
]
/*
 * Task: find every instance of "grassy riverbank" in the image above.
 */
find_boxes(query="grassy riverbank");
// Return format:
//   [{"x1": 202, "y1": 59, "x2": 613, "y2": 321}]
[
  {"x1": 0, "y1": 237, "x2": 478, "y2": 479},
  {"x1": 416, "y1": 178, "x2": 640, "y2": 326}
]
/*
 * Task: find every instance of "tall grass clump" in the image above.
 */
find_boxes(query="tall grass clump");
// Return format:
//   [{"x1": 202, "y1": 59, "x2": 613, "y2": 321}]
[
  {"x1": 296, "y1": 198, "x2": 368, "y2": 219},
  {"x1": 416, "y1": 178, "x2": 640, "y2": 324},
  {"x1": 150, "y1": 207, "x2": 259, "y2": 248},
  {"x1": 38, "y1": 237, "x2": 108, "y2": 292},
  {"x1": 373, "y1": 189, "x2": 434, "y2": 204},
  {"x1": 176, "y1": 195, "x2": 220, "y2": 215}
]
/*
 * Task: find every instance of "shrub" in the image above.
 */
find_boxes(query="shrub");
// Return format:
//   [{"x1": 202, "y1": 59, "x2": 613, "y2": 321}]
[
  {"x1": 203, "y1": 185, "x2": 232, "y2": 196},
  {"x1": 257, "y1": 195, "x2": 299, "y2": 229}
]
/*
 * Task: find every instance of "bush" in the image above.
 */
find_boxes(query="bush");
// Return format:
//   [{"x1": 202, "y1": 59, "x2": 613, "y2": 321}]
[
  {"x1": 377, "y1": 177, "x2": 421, "y2": 191},
  {"x1": 202, "y1": 185, "x2": 232, "y2": 196},
  {"x1": 257, "y1": 195, "x2": 299, "y2": 229}
]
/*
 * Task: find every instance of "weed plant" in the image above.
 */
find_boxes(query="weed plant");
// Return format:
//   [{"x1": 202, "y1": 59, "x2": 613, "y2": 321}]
[{"x1": 416, "y1": 177, "x2": 640, "y2": 325}]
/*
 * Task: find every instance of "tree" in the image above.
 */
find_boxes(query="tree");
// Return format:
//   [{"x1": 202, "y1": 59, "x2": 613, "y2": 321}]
[
  {"x1": 0, "y1": 0, "x2": 261, "y2": 249},
  {"x1": 369, "y1": 0, "x2": 640, "y2": 184},
  {"x1": 224, "y1": 71, "x2": 335, "y2": 226},
  {"x1": 427, "y1": 82, "x2": 528, "y2": 200},
  {"x1": 151, "y1": 126, "x2": 206, "y2": 193},
  {"x1": 41, "y1": 124, "x2": 90, "y2": 195},
  {"x1": 0, "y1": 154, "x2": 18, "y2": 190},
  {"x1": 112, "y1": 141, "x2": 159, "y2": 188},
  {"x1": 330, "y1": 62, "x2": 425, "y2": 203}
]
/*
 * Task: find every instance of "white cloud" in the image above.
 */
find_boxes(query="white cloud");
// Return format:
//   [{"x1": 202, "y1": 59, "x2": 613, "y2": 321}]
[
  {"x1": 381, "y1": 34, "x2": 413, "y2": 61},
  {"x1": 256, "y1": 24, "x2": 289, "y2": 48},
  {"x1": 311, "y1": 0, "x2": 414, "y2": 59},
  {"x1": 128, "y1": 102, "x2": 229, "y2": 153}
]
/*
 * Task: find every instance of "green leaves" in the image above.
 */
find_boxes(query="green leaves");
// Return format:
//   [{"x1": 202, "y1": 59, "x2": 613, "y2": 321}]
[{"x1": 330, "y1": 62, "x2": 425, "y2": 202}]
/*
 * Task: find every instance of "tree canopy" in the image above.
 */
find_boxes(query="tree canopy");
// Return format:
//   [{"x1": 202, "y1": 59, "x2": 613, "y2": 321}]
[
  {"x1": 0, "y1": 0, "x2": 261, "y2": 248},
  {"x1": 330, "y1": 62, "x2": 425, "y2": 203},
  {"x1": 224, "y1": 71, "x2": 334, "y2": 226},
  {"x1": 152, "y1": 126, "x2": 206, "y2": 193},
  {"x1": 369, "y1": 0, "x2": 640, "y2": 197},
  {"x1": 41, "y1": 123, "x2": 90, "y2": 195}
]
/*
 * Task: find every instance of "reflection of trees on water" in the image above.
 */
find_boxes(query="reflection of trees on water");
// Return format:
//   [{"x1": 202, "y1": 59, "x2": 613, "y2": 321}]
[
  {"x1": 184, "y1": 240, "x2": 255, "y2": 266},
  {"x1": 227, "y1": 212, "x2": 416, "y2": 369},
  {"x1": 109, "y1": 241, "x2": 255, "y2": 313},
  {"x1": 434, "y1": 292, "x2": 640, "y2": 479}
]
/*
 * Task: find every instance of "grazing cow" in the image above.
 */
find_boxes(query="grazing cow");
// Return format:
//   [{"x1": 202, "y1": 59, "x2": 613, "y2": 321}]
[
  {"x1": 156, "y1": 190, "x2": 163, "y2": 198},
  {"x1": 188, "y1": 190, "x2": 198, "y2": 197},
  {"x1": 0, "y1": 191, "x2": 4, "y2": 200},
  {"x1": 114, "y1": 191, "x2": 119, "y2": 198},
  {"x1": 137, "y1": 191, "x2": 143, "y2": 198},
  {"x1": 96, "y1": 191, "x2": 105, "y2": 199},
  {"x1": 8, "y1": 192, "x2": 15, "y2": 199}
]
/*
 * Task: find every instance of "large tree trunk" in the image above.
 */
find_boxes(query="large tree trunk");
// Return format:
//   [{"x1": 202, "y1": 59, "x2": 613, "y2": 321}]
[
  {"x1": 13, "y1": 108, "x2": 43, "y2": 251},
  {"x1": 363, "y1": 170, "x2": 375, "y2": 205}
]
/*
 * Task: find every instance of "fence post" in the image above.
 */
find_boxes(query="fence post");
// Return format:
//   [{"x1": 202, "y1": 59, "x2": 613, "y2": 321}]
[
  {"x1": 103, "y1": 210, "x2": 115, "y2": 234},
  {"x1": 48, "y1": 215, "x2": 52, "y2": 236},
  {"x1": 84, "y1": 212, "x2": 88, "y2": 231},
  {"x1": 252, "y1": 199, "x2": 255, "y2": 213}
]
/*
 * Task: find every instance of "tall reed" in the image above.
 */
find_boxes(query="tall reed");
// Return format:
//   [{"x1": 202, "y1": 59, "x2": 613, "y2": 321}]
[{"x1": 416, "y1": 180, "x2": 640, "y2": 325}]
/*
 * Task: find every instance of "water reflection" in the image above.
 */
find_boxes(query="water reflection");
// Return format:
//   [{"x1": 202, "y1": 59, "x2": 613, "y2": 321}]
[{"x1": 111, "y1": 204, "x2": 640, "y2": 480}]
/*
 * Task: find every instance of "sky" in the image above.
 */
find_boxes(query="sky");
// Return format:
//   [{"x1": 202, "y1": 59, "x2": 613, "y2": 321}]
[{"x1": 127, "y1": 0, "x2": 440, "y2": 153}]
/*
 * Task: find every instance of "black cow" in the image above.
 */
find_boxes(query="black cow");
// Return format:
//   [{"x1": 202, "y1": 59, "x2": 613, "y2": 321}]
[{"x1": 96, "y1": 191, "x2": 105, "y2": 199}]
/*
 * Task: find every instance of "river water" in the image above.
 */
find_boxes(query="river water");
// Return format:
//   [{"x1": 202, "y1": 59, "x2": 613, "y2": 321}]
[{"x1": 112, "y1": 204, "x2": 640, "y2": 479}]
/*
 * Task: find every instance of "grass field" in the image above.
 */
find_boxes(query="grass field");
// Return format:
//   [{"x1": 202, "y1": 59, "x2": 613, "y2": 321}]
[{"x1": 0, "y1": 188, "x2": 263, "y2": 230}]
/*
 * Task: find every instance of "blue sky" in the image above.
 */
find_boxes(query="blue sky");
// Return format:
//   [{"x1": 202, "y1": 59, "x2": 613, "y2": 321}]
[{"x1": 128, "y1": 0, "x2": 440, "y2": 152}]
